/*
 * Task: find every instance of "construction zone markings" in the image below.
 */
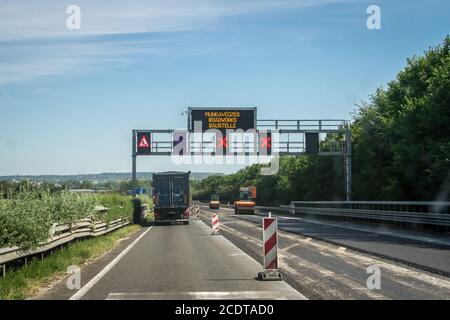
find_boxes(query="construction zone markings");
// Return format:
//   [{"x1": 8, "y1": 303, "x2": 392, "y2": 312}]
[
  {"x1": 59, "y1": 214, "x2": 306, "y2": 300},
  {"x1": 197, "y1": 206, "x2": 450, "y2": 299}
]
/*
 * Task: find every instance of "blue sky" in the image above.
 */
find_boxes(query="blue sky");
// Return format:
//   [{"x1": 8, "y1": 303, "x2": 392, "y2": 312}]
[{"x1": 0, "y1": 0, "x2": 449, "y2": 176}]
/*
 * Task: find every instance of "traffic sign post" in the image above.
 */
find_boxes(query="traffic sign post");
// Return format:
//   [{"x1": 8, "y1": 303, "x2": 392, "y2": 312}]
[{"x1": 258, "y1": 213, "x2": 282, "y2": 281}]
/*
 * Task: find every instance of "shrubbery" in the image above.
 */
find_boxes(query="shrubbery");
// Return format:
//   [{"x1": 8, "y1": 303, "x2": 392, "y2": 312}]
[{"x1": 0, "y1": 190, "x2": 133, "y2": 251}]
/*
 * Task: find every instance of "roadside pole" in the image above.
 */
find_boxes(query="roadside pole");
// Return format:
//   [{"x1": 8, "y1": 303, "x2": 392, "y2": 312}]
[
  {"x1": 131, "y1": 130, "x2": 137, "y2": 198},
  {"x1": 345, "y1": 130, "x2": 352, "y2": 201}
]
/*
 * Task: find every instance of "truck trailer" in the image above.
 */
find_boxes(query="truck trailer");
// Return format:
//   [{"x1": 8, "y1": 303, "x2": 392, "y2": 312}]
[{"x1": 152, "y1": 171, "x2": 191, "y2": 225}]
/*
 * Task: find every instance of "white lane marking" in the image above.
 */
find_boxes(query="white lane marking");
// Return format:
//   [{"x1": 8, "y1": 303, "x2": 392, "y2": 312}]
[
  {"x1": 282, "y1": 243, "x2": 299, "y2": 251},
  {"x1": 199, "y1": 205, "x2": 234, "y2": 212},
  {"x1": 229, "y1": 253, "x2": 247, "y2": 257},
  {"x1": 106, "y1": 290, "x2": 301, "y2": 300},
  {"x1": 69, "y1": 226, "x2": 153, "y2": 300}
]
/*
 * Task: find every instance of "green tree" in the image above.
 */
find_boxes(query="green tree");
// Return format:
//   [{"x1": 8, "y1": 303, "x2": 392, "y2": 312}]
[{"x1": 352, "y1": 36, "x2": 450, "y2": 200}]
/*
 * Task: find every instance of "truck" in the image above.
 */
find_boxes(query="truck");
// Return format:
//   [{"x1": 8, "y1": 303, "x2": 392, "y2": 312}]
[
  {"x1": 152, "y1": 171, "x2": 191, "y2": 225},
  {"x1": 234, "y1": 186, "x2": 256, "y2": 214}
]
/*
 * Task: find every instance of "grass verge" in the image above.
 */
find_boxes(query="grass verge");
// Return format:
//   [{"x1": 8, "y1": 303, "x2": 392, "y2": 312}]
[{"x1": 0, "y1": 224, "x2": 140, "y2": 300}]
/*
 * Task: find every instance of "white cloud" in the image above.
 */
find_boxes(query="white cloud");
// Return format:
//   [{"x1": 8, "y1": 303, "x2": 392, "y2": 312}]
[
  {"x1": 0, "y1": 0, "x2": 344, "y2": 41},
  {"x1": 0, "y1": 0, "x2": 345, "y2": 85}
]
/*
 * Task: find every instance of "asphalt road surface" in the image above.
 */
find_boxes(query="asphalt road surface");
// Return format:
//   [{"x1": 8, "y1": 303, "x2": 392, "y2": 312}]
[
  {"x1": 43, "y1": 218, "x2": 305, "y2": 300},
  {"x1": 198, "y1": 206, "x2": 450, "y2": 300},
  {"x1": 248, "y1": 207, "x2": 450, "y2": 276},
  {"x1": 42, "y1": 206, "x2": 450, "y2": 300}
]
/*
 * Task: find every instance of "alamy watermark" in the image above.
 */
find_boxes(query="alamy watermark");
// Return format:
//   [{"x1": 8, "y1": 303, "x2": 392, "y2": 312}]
[
  {"x1": 366, "y1": 265, "x2": 381, "y2": 290},
  {"x1": 367, "y1": 5, "x2": 381, "y2": 30},
  {"x1": 66, "y1": 265, "x2": 81, "y2": 290},
  {"x1": 169, "y1": 122, "x2": 280, "y2": 175},
  {"x1": 66, "y1": 5, "x2": 81, "y2": 30}
]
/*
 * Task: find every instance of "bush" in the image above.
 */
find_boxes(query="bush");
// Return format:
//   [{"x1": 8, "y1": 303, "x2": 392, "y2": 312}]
[{"x1": 0, "y1": 191, "x2": 133, "y2": 251}]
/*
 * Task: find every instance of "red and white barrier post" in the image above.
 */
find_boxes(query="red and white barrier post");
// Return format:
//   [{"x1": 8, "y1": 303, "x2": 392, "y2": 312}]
[
  {"x1": 258, "y1": 212, "x2": 282, "y2": 281},
  {"x1": 189, "y1": 205, "x2": 200, "y2": 218},
  {"x1": 195, "y1": 205, "x2": 200, "y2": 217},
  {"x1": 211, "y1": 213, "x2": 220, "y2": 235}
]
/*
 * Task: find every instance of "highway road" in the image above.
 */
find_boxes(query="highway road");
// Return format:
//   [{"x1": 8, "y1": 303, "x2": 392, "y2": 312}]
[
  {"x1": 41, "y1": 205, "x2": 450, "y2": 300},
  {"x1": 43, "y1": 218, "x2": 305, "y2": 300},
  {"x1": 197, "y1": 206, "x2": 450, "y2": 300}
]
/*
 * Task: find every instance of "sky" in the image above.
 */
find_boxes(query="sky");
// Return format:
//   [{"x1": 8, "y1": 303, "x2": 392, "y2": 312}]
[{"x1": 0, "y1": 0, "x2": 449, "y2": 176}]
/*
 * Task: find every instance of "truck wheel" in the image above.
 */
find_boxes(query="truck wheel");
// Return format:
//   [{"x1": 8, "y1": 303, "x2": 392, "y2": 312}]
[{"x1": 184, "y1": 221, "x2": 189, "y2": 225}]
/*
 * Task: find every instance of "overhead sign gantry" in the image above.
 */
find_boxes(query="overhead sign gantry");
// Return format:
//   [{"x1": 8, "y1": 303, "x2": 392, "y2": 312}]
[{"x1": 131, "y1": 107, "x2": 352, "y2": 200}]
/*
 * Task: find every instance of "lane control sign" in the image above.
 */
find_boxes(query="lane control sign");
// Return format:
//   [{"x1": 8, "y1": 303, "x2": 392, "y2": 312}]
[{"x1": 136, "y1": 132, "x2": 151, "y2": 155}]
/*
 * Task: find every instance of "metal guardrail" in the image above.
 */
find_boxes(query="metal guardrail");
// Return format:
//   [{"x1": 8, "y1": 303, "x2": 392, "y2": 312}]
[
  {"x1": 197, "y1": 201, "x2": 450, "y2": 227},
  {"x1": 280, "y1": 201, "x2": 450, "y2": 227},
  {"x1": 0, "y1": 217, "x2": 130, "y2": 277}
]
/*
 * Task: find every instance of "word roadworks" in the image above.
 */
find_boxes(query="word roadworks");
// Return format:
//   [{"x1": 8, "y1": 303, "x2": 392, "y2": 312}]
[{"x1": 174, "y1": 304, "x2": 274, "y2": 318}]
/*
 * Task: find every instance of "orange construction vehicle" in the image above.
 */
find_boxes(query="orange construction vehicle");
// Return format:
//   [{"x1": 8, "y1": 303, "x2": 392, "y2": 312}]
[
  {"x1": 234, "y1": 186, "x2": 256, "y2": 214},
  {"x1": 209, "y1": 194, "x2": 220, "y2": 209}
]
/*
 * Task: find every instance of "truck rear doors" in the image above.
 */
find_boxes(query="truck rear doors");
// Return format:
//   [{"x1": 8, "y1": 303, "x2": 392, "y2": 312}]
[
  {"x1": 153, "y1": 172, "x2": 190, "y2": 224},
  {"x1": 171, "y1": 175, "x2": 189, "y2": 207}
]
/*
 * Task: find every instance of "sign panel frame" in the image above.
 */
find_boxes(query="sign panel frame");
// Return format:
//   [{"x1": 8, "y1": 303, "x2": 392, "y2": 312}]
[{"x1": 187, "y1": 107, "x2": 257, "y2": 133}]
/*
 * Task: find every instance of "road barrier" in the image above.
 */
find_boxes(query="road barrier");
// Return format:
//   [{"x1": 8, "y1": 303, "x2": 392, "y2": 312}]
[
  {"x1": 285, "y1": 201, "x2": 450, "y2": 227},
  {"x1": 211, "y1": 213, "x2": 220, "y2": 235},
  {"x1": 189, "y1": 205, "x2": 200, "y2": 218},
  {"x1": 195, "y1": 205, "x2": 200, "y2": 217},
  {"x1": 0, "y1": 217, "x2": 130, "y2": 278},
  {"x1": 200, "y1": 200, "x2": 450, "y2": 228},
  {"x1": 252, "y1": 201, "x2": 450, "y2": 228},
  {"x1": 258, "y1": 213, "x2": 282, "y2": 281}
]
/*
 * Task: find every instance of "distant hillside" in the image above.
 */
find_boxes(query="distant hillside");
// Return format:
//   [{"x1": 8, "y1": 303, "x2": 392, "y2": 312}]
[{"x1": 0, "y1": 172, "x2": 223, "y2": 182}]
